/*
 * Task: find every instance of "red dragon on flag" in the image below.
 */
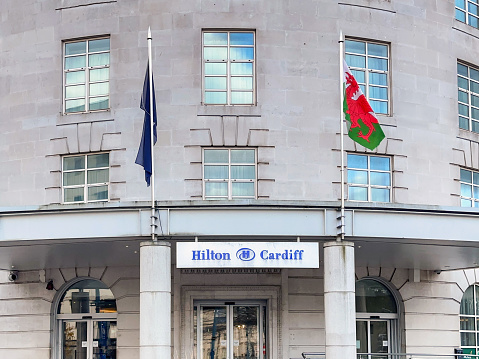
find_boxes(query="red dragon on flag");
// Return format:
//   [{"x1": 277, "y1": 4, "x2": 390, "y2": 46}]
[{"x1": 343, "y1": 60, "x2": 385, "y2": 150}]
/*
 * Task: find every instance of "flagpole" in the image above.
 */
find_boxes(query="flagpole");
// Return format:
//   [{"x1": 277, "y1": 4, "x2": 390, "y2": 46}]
[
  {"x1": 148, "y1": 27, "x2": 156, "y2": 242},
  {"x1": 338, "y1": 30, "x2": 345, "y2": 242}
]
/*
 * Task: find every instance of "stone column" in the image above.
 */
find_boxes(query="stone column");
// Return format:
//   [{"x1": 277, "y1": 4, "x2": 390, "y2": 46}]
[
  {"x1": 140, "y1": 241, "x2": 171, "y2": 358},
  {"x1": 323, "y1": 241, "x2": 356, "y2": 359}
]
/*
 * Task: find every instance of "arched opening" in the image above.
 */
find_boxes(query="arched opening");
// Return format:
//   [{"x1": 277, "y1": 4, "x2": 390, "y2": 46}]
[
  {"x1": 55, "y1": 278, "x2": 117, "y2": 359},
  {"x1": 460, "y1": 284, "x2": 479, "y2": 355},
  {"x1": 356, "y1": 278, "x2": 400, "y2": 357}
]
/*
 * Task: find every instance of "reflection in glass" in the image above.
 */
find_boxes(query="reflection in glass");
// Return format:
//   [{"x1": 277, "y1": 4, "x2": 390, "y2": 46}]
[
  {"x1": 370, "y1": 157, "x2": 390, "y2": 171},
  {"x1": 65, "y1": 41, "x2": 86, "y2": 56},
  {"x1": 230, "y1": 32, "x2": 254, "y2": 45},
  {"x1": 89, "y1": 53, "x2": 110, "y2": 67},
  {"x1": 90, "y1": 68, "x2": 109, "y2": 82},
  {"x1": 346, "y1": 54, "x2": 366, "y2": 68},
  {"x1": 66, "y1": 71, "x2": 86, "y2": 85},
  {"x1": 90, "y1": 83, "x2": 109, "y2": 96},
  {"x1": 370, "y1": 321, "x2": 388, "y2": 354},
  {"x1": 89, "y1": 38, "x2": 110, "y2": 53},
  {"x1": 88, "y1": 153, "x2": 109, "y2": 168},
  {"x1": 356, "y1": 321, "x2": 368, "y2": 353},
  {"x1": 369, "y1": 86, "x2": 388, "y2": 100},
  {"x1": 64, "y1": 156, "x2": 85, "y2": 171},
  {"x1": 348, "y1": 154, "x2": 368, "y2": 169},
  {"x1": 356, "y1": 279, "x2": 397, "y2": 313},
  {"x1": 371, "y1": 188, "x2": 389, "y2": 202},
  {"x1": 89, "y1": 96, "x2": 109, "y2": 110},
  {"x1": 64, "y1": 171, "x2": 85, "y2": 186},
  {"x1": 205, "y1": 77, "x2": 227, "y2": 90},
  {"x1": 231, "y1": 92, "x2": 253, "y2": 104},
  {"x1": 204, "y1": 47, "x2": 228, "y2": 60},
  {"x1": 58, "y1": 279, "x2": 117, "y2": 314},
  {"x1": 230, "y1": 47, "x2": 254, "y2": 60},
  {"x1": 66, "y1": 85, "x2": 86, "y2": 99},
  {"x1": 204, "y1": 32, "x2": 228, "y2": 45},
  {"x1": 231, "y1": 150, "x2": 255, "y2": 163},
  {"x1": 201, "y1": 307, "x2": 227, "y2": 359},
  {"x1": 88, "y1": 186, "x2": 108, "y2": 201},
  {"x1": 345, "y1": 40, "x2": 366, "y2": 54},
  {"x1": 370, "y1": 172, "x2": 390, "y2": 186},
  {"x1": 205, "y1": 63, "x2": 227, "y2": 75},
  {"x1": 204, "y1": 150, "x2": 229, "y2": 163},
  {"x1": 64, "y1": 187, "x2": 84, "y2": 203},
  {"x1": 349, "y1": 186, "x2": 367, "y2": 201},
  {"x1": 231, "y1": 63, "x2": 253, "y2": 75},
  {"x1": 231, "y1": 77, "x2": 253, "y2": 90},
  {"x1": 367, "y1": 43, "x2": 388, "y2": 57},
  {"x1": 87, "y1": 169, "x2": 109, "y2": 184},
  {"x1": 348, "y1": 170, "x2": 368, "y2": 185},
  {"x1": 65, "y1": 56, "x2": 86, "y2": 70},
  {"x1": 233, "y1": 306, "x2": 259, "y2": 359},
  {"x1": 205, "y1": 182, "x2": 228, "y2": 197},
  {"x1": 205, "y1": 92, "x2": 227, "y2": 104},
  {"x1": 204, "y1": 166, "x2": 228, "y2": 179},
  {"x1": 232, "y1": 182, "x2": 255, "y2": 197},
  {"x1": 63, "y1": 321, "x2": 88, "y2": 359},
  {"x1": 92, "y1": 321, "x2": 117, "y2": 359}
]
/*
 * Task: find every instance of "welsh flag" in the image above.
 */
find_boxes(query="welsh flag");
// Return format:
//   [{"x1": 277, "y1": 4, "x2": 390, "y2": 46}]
[{"x1": 343, "y1": 60, "x2": 385, "y2": 150}]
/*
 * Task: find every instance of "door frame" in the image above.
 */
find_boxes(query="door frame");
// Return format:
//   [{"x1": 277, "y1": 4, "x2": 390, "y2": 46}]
[
  {"x1": 57, "y1": 315, "x2": 118, "y2": 359},
  {"x1": 195, "y1": 300, "x2": 267, "y2": 359},
  {"x1": 356, "y1": 315, "x2": 397, "y2": 355}
]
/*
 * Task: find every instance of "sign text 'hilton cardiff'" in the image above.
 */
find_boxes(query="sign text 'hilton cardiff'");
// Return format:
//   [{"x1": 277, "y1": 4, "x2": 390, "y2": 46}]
[{"x1": 176, "y1": 242, "x2": 319, "y2": 268}]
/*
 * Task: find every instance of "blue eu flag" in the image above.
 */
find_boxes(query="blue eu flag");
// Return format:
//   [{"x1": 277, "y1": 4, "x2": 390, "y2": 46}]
[{"x1": 135, "y1": 63, "x2": 157, "y2": 186}]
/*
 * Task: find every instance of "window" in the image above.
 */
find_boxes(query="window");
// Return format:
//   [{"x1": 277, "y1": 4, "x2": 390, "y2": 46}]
[
  {"x1": 202, "y1": 31, "x2": 255, "y2": 105},
  {"x1": 456, "y1": 0, "x2": 479, "y2": 29},
  {"x1": 458, "y1": 62, "x2": 479, "y2": 133},
  {"x1": 460, "y1": 168, "x2": 479, "y2": 207},
  {"x1": 347, "y1": 154, "x2": 391, "y2": 202},
  {"x1": 62, "y1": 153, "x2": 109, "y2": 203},
  {"x1": 64, "y1": 37, "x2": 110, "y2": 113},
  {"x1": 356, "y1": 279, "x2": 400, "y2": 356},
  {"x1": 203, "y1": 148, "x2": 256, "y2": 199},
  {"x1": 460, "y1": 284, "x2": 479, "y2": 355},
  {"x1": 345, "y1": 39, "x2": 389, "y2": 114},
  {"x1": 55, "y1": 279, "x2": 117, "y2": 359}
]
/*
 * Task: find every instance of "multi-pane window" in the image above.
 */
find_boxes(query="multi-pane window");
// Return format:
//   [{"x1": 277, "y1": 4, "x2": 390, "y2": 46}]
[
  {"x1": 203, "y1": 148, "x2": 256, "y2": 200},
  {"x1": 64, "y1": 37, "x2": 110, "y2": 113},
  {"x1": 202, "y1": 31, "x2": 255, "y2": 105},
  {"x1": 347, "y1": 154, "x2": 391, "y2": 202},
  {"x1": 345, "y1": 39, "x2": 389, "y2": 115},
  {"x1": 456, "y1": 0, "x2": 479, "y2": 29},
  {"x1": 460, "y1": 168, "x2": 479, "y2": 207},
  {"x1": 458, "y1": 62, "x2": 479, "y2": 133},
  {"x1": 62, "y1": 153, "x2": 109, "y2": 203},
  {"x1": 460, "y1": 284, "x2": 479, "y2": 355}
]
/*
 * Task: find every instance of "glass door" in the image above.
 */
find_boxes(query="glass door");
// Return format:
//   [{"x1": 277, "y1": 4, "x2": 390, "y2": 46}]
[
  {"x1": 357, "y1": 319, "x2": 390, "y2": 359},
  {"x1": 196, "y1": 302, "x2": 267, "y2": 359},
  {"x1": 61, "y1": 319, "x2": 117, "y2": 359}
]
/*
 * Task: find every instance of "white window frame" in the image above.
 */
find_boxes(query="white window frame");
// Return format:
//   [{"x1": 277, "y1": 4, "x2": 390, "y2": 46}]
[
  {"x1": 460, "y1": 284, "x2": 479, "y2": 355},
  {"x1": 202, "y1": 148, "x2": 257, "y2": 200},
  {"x1": 202, "y1": 30, "x2": 256, "y2": 106},
  {"x1": 460, "y1": 168, "x2": 479, "y2": 207},
  {"x1": 62, "y1": 153, "x2": 110, "y2": 204},
  {"x1": 347, "y1": 153, "x2": 392, "y2": 202},
  {"x1": 63, "y1": 36, "x2": 110, "y2": 114},
  {"x1": 458, "y1": 61, "x2": 479, "y2": 133},
  {"x1": 345, "y1": 38, "x2": 390, "y2": 115},
  {"x1": 456, "y1": 0, "x2": 479, "y2": 29}
]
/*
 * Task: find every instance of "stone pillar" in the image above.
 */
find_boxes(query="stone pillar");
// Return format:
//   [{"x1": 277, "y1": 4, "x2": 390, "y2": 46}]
[
  {"x1": 323, "y1": 241, "x2": 356, "y2": 359},
  {"x1": 140, "y1": 241, "x2": 171, "y2": 358}
]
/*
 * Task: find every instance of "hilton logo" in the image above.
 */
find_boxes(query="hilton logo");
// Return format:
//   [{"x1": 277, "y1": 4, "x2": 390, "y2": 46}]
[{"x1": 236, "y1": 248, "x2": 255, "y2": 261}]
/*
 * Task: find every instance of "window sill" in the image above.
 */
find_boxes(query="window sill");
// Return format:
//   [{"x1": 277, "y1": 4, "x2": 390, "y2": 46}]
[
  {"x1": 458, "y1": 128, "x2": 479, "y2": 141},
  {"x1": 197, "y1": 104, "x2": 261, "y2": 117},
  {"x1": 58, "y1": 109, "x2": 112, "y2": 126},
  {"x1": 453, "y1": 21, "x2": 479, "y2": 40}
]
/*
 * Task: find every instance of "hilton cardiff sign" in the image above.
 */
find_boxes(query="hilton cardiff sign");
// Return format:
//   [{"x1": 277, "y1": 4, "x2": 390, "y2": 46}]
[{"x1": 176, "y1": 242, "x2": 319, "y2": 268}]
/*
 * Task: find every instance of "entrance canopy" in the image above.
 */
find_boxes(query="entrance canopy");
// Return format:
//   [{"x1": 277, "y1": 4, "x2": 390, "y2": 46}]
[{"x1": 0, "y1": 201, "x2": 478, "y2": 272}]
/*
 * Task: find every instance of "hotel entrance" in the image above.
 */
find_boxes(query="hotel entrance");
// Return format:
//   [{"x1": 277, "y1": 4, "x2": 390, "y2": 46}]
[{"x1": 194, "y1": 301, "x2": 268, "y2": 359}]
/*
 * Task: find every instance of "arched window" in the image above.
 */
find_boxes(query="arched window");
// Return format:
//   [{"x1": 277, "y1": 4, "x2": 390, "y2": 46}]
[
  {"x1": 356, "y1": 278, "x2": 400, "y2": 357},
  {"x1": 54, "y1": 279, "x2": 117, "y2": 359},
  {"x1": 460, "y1": 284, "x2": 479, "y2": 355}
]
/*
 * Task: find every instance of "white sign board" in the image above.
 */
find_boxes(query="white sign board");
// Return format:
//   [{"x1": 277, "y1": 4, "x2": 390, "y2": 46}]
[{"x1": 177, "y1": 242, "x2": 319, "y2": 268}]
